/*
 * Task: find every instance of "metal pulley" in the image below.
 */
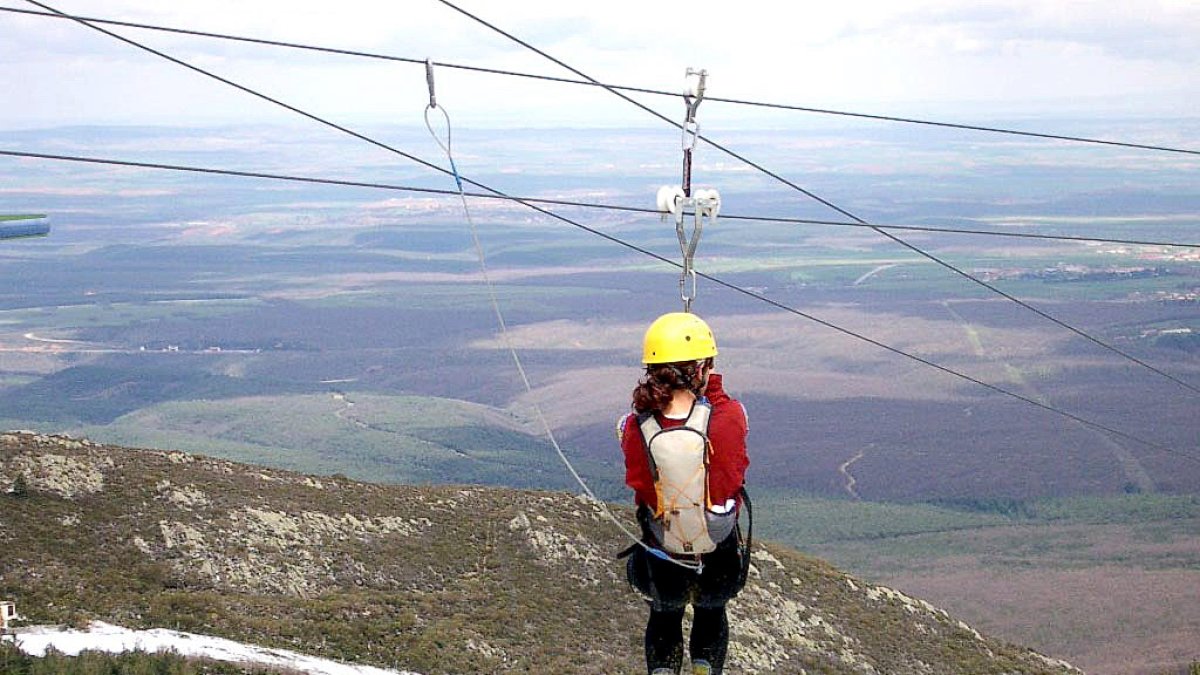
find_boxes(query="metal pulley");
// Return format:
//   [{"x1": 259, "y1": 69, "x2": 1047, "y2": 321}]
[{"x1": 655, "y1": 68, "x2": 719, "y2": 313}]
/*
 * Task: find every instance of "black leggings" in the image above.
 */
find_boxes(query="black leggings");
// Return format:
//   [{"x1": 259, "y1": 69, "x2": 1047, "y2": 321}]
[
  {"x1": 626, "y1": 531, "x2": 744, "y2": 673},
  {"x1": 645, "y1": 605, "x2": 729, "y2": 674}
]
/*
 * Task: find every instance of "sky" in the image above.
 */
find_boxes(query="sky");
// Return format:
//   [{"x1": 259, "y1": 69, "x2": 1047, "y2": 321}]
[{"x1": 0, "y1": 0, "x2": 1198, "y2": 130}]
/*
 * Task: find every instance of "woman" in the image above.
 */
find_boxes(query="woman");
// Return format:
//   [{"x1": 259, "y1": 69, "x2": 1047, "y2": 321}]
[{"x1": 617, "y1": 312, "x2": 750, "y2": 675}]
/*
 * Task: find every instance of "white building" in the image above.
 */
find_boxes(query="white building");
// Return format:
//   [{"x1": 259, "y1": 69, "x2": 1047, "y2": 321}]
[{"x1": 1, "y1": 601, "x2": 17, "y2": 632}]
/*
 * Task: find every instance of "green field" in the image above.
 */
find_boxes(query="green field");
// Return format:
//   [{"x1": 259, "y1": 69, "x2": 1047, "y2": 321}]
[
  {"x1": 0, "y1": 298, "x2": 263, "y2": 332},
  {"x1": 759, "y1": 491, "x2": 1200, "y2": 548},
  {"x1": 68, "y1": 393, "x2": 619, "y2": 494}
]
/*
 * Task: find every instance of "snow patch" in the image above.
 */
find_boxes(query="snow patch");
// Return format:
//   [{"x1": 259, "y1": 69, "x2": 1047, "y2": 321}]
[{"x1": 11, "y1": 621, "x2": 420, "y2": 675}]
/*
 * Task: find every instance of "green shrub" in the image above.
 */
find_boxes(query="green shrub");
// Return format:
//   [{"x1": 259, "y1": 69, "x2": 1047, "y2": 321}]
[{"x1": 10, "y1": 473, "x2": 28, "y2": 498}]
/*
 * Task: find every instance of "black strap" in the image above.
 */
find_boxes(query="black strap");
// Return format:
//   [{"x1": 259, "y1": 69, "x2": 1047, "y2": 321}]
[
  {"x1": 741, "y1": 486, "x2": 753, "y2": 551},
  {"x1": 616, "y1": 504, "x2": 658, "y2": 559},
  {"x1": 737, "y1": 486, "x2": 753, "y2": 585}
]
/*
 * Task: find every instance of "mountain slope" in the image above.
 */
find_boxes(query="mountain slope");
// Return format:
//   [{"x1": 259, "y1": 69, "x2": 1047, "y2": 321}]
[{"x1": 0, "y1": 432, "x2": 1080, "y2": 674}]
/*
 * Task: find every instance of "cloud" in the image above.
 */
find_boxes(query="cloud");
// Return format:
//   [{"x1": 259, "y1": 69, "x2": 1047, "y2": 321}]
[
  {"x1": 865, "y1": 1, "x2": 1200, "y2": 63},
  {"x1": 1, "y1": 0, "x2": 1197, "y2": 129}
]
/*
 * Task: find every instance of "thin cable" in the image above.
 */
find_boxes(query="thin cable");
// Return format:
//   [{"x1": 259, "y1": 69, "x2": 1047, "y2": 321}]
[
  {"x1": 6, "y1": 148, "x2": 1195, "y2": 250},
  {"x1": 719, "y1": 214, "x2": 1200, "y2": 249},
  {"x1": 14, "y1": 5, "x2": 1195, "y2": 459},
  {"x1": 433, "y1": 0, "x2": 1200, "y2": 398},
  {"x1": 16, "y1": 0, "x2": 471, "y2": 202},
  {"x1": 698, "y1": 272, "x2": 1200, "y2": 466},
  {"x1": 4, "y1": 148, "x2": 1196, "y2": 466},
  {"x1": 5, "y1": 5, "x2": 1199, "y2": 157},
  {"x1": 424, "y1": 99, "x2": 699, "y2": 570}
]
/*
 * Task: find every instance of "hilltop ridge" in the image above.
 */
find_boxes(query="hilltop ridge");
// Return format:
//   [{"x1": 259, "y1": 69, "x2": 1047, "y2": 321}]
[{"x1": 0, "y1": 431, "x2": 1081, "y2": 674}]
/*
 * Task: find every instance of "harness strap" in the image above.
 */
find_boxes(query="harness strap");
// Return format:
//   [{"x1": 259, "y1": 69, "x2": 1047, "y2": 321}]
[
  {"x1": 737, "y1": 485, "x2": 753, "y2": 587},
  {"x1": 637, "y1": 397, "x2": 712, "y2": 498}
]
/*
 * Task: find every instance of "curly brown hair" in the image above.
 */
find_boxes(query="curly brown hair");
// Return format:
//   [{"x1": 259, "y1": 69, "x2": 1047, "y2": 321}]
[{"x1": 631, "y1": 359, "x2": 711, "y2": 413}]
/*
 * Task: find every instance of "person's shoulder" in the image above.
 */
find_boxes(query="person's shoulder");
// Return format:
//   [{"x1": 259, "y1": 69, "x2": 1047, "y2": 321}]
[
  {"x1": 705, "y1": 374, "x2": 742, "y2": 408},
  {"x1": 706, "y1": 381, "x2": 747, "y2": 430},
  {"x1": 711, "y1": 397, "x2": 747, "y2": 423},
  {"x1": 615, "y1": 411, "x2": 639, "y2": 442}
]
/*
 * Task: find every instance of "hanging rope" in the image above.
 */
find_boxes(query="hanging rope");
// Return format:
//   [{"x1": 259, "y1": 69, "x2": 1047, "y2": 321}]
[{"x1": 422, "y1": 63, "x2": 701, "y2": 571}]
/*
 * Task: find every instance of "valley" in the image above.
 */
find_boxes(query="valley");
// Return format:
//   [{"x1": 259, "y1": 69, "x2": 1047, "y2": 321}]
[{"x1": 1, "y1": 122, "x2": 1198, "y2": 673}]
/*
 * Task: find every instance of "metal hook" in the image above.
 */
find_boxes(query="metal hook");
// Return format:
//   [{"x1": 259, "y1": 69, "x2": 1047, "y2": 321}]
[
  {"x1": 676, "y1": 208, "x2": 704, "y2": 312},
  {"x1": 683, "y1": 67, "x2": 707, "y2": 123}
]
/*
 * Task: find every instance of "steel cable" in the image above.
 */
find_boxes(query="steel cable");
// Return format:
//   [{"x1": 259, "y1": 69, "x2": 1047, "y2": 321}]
[
  {"x1": 11, "y1": 0, "x2": 1199, "y2": 462},
  {"x1": 3, "y1": 5, "x2": 1199, "y2": 156},
  {"x1": 431, "y1": 0, "x2": 1200, "y2": 397},
  {"x1": 4, "y1": 147, "x2": 1196, "y2": 466}
]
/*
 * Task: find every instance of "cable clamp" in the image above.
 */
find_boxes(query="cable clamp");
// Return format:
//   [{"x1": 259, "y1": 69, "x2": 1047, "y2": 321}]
[
  {"x1": 681, "y1": 68, "x2": 706, "y2": 154},
  {"x1": 425, "y1": 58, "x2": 437, "y2": 110},
  {"x1": 680, "y1": 68, "x2": 707, "y2": 196}
]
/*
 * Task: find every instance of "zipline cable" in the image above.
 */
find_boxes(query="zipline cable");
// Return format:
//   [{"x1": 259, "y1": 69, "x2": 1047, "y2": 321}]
[
  {"x1": 14, "y1": 2, "x2": 1198, "y2": 462},
  {"x1": 422, "y1": 75, "x2": 699, "y2": 570},
  {"x1": 4, "y1": 5, "x2": 1200, "y2": 157},
  {"x1": 718, "y1": 214, "x2": 1200, "y2": 249},
  {"x1": 4, "y1": 147, "x2": 1197, "y2": 467},
  {"x1": 432, "y1": 0, "x2": 1200, "y2": 398},
  {"x1": 4, "y1": 148, "x2": 1196, "y2": 250}
]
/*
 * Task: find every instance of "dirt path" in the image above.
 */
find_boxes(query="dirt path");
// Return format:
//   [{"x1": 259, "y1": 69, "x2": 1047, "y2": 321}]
[
  {"x1": 838, "y1": 447, "x2": 868, "y2": 500},
  {"x1": 939, "y1": 301, "x2": 1156, "y2": 493},
  {"x1": 852, "y1": 264, "x2": 897, "y2": 286},
  {"x1": 23, "y1": 332, "x2": 88, "y2": 345},
  {"x1": 328, "y1": 391, "x2": 471, "y2": 459}
]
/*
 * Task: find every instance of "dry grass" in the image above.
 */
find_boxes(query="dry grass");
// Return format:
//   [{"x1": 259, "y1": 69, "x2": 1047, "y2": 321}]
[
  {"x1": 815, "y1": 519, "x2": 1200, "y2": 675},
  {"x1": 0, "y1": 432, "x2": 1082, "y2": 674}
]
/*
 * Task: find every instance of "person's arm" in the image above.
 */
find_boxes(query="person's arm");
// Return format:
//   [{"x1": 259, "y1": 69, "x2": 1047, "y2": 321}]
[{"x1": 707, "y1": 399, "x2": 749, "y2": 506}]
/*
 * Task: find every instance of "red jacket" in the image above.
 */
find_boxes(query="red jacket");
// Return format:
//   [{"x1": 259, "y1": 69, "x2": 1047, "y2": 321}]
[{"x1": 618, "y1": 373, "x2": 749, "y2": 511}]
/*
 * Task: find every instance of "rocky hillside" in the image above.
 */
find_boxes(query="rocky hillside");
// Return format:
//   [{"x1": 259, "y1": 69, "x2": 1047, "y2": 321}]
[{"x1": 0, "y1": 432, "x2": 1081, "y2": 674}]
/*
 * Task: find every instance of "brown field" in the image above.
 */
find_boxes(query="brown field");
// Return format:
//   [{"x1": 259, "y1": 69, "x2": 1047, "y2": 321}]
[
  {"x1": 491, "y1": 294, "x2": 1200, "y2": 501},
  {"x1": 812, "y1": 520, "x2": 1200, "y2": 675}
]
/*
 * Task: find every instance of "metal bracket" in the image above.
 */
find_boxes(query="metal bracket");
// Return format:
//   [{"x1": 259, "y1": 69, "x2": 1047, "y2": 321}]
[{"x1": 670, "y1": 189, "x2": 720, "y2": 313}]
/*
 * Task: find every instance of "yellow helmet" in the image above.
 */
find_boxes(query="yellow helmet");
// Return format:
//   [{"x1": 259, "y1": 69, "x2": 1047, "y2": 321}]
[{"x1": 642, "y1": 312, "x2": 718, "y2": 364}]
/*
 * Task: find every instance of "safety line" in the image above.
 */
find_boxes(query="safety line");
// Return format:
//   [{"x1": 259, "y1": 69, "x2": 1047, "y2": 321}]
[
  {"x1": 4, "y1": 148, "x2": 1196, "y2": 466},
  {"x1": 424, "y1": 96, "x2": 700, "y2": 570},
  {"x1": 4, "y1": 5, "x2": 1199, "y2": 157},
  {"x1": 4, "y1": 148, "x2": 1195, "y2": 250},
  {"x1": 432, "y1": 0, "x2": 1200, "y2": 398}
]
